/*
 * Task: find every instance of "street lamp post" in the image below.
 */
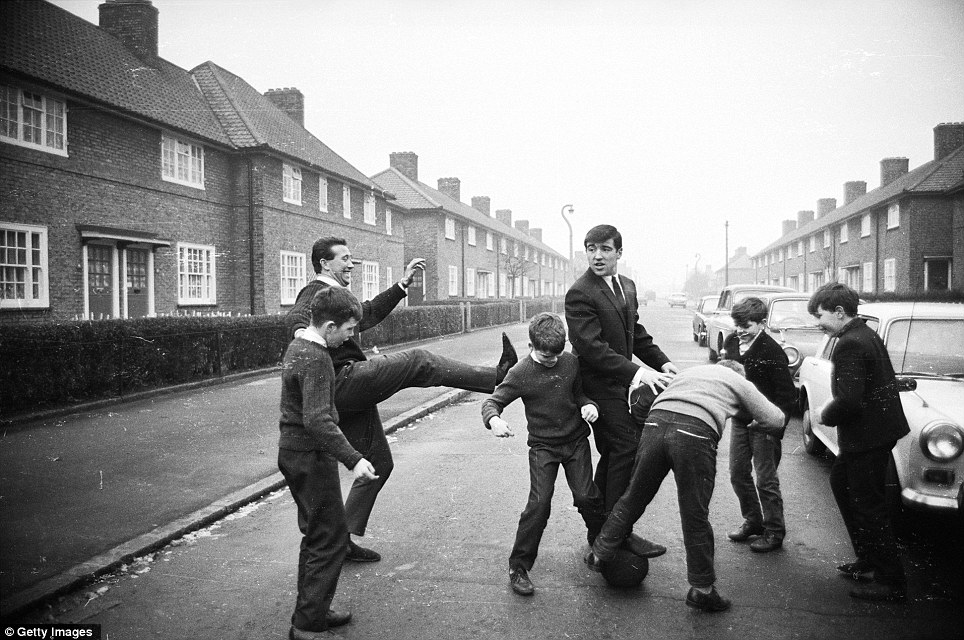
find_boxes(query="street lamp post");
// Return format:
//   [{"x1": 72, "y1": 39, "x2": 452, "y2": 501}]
[
  {"x1": 725, "y1": 220, "x2": 730, "y2": 287},
  {"x1": 561, "y1": 204, "x2": 574, "y2": 291}
]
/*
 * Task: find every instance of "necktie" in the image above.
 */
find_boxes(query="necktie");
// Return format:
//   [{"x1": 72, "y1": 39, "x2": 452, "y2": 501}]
[{"x1": 612, "y1": 277, "x2": 625, "y2": 303}]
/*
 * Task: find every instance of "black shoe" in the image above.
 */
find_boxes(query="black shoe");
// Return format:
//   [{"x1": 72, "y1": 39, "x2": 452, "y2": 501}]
[
  {"x1": 849, "y1": 581, "x2": 906, "y2": 602},
  {"x1": 583, "y1": 549, "x2": 604, "y2": 573},
  {"x1": 495, "y1": 333, "x2": 518, "y2": 385},
  {"x1": 727, "y1": 522, "x2": 764, "y2": 542},
  {"x1": 290, "y1": 626, "x2": 342, "y2": 639},
  {"x1": 345, "y1": 540, "x2": 381, "y2": 563},
  {"x1": 685, "y1": 586, "x2": 732, "y2": 612},
  {"x1": 509, "y1": 567, "x2": 534, "y2": 596},
  {"x1": 623, "y1": 533, "x2": 666, "y2": 558},
  {"x1": 837, "y1": 560, "x2": 875, "y2": 582},
  {"x1": 325, "y1": 609, "x2": 352, "y2": 628},
  {"x1": 749, "y1": 531, "x2": 783, "y2": 553}
]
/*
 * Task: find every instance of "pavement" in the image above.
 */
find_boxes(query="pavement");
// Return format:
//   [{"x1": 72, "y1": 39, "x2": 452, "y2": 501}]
[{"x1": 0, "y1": 321, "x2": 531, "y2": 621}]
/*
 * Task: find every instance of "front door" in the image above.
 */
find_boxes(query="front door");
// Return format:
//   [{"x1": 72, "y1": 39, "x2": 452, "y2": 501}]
[
  {"x1": 87, "y1": 244, "x2": 113, "y2": 319},
  {"x1": 126, "y1": 248, "x2": 149, "y2": 318}
]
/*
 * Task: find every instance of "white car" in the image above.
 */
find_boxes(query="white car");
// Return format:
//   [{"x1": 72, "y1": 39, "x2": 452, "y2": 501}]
[
  {"x1": 668, "y1": 292, "x2": 688, "y2": 308},
  {"x1": 798, "y1": 302, "x2": 964, "y2": 515}
]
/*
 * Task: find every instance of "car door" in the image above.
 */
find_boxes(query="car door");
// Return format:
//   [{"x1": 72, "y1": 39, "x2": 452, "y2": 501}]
[{"x1": 802, "y1": 336, "x2": 838, "y2": 453}]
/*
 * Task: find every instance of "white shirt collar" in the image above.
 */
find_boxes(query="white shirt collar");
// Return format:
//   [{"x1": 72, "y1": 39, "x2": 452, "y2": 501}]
[
  {"x1": 316, "y1": 273, "x2": 343, "y2": 288},
  {"x1": 300, "y1": 326, "x2": 328, "y2": 347}
]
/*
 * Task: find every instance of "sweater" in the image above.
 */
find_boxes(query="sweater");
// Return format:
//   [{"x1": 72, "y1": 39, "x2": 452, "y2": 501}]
[
  {"x1": 278, "y1": 337, "x2": 363, "y2": 469},
  {"x1": 481, "y1": 352, "x2": 597, "y2": 446}
]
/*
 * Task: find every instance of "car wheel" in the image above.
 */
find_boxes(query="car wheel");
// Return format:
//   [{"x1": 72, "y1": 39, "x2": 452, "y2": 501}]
[
  {"x1": 802, "y1": 400, "x2": 826, "y2": 456},
  {"x1": 692, "y1": 329, "x2": 698, "y2": 342},
  {"x1": 698, "y1": 325, "x2": 707, "y2": 347}
]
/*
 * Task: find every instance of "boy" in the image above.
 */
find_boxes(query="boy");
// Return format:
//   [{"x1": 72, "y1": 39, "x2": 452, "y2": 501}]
[
  {"x1": 722, "y1": 297, "x2": 797, "y2": 553},
  {"x1": 481, "y1": 313, "x2": 606, "y2": 596},
  {"x1": 278, "y1": 286, "x2": 378, "y2": 640}
]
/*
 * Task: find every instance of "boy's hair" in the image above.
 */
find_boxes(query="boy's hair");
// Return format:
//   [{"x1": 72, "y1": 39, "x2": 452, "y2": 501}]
[
  {"x1": 731, "y1": 296, "x2": 768, "y2": 326},
  {"x1": 310, "y1": 286, "x2": 362, "y2": 327},
  {"x1": 311, "y1": 236, "x2": 348, "y2": 274},
  {"x1": 717, "y1": 359, "x2": 746, "y2": 377},
  {"x1": 807, "y1": 282, "x2": 859, "y2": 317},
  {"x1": 528, "y1": 312, "x2": 566, "y2": 354},
  {"x1": 584, "y1": 224, "x2": 622, "y2": 251}
]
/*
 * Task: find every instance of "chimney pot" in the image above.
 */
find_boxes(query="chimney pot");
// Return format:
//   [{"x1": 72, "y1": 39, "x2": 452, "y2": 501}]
[
  {"x1": 390, "y1": 152, "x2": 418, "y2": 182},
  {"x1": 934, "y1": 123, "x2": 964, "y2": 161},
  {"x1": 529, "y1": 228, "x2": 543, "y2": 242},
  {"x1": 817, "y1": 198, "x2": 837, "y2": 217},
  {"x1": 844, "y1": 181, "x2": 867, "y2": 205},
  {"x1": 880, "y1": 157, "x2": 909, "y2": 187},
  {"x1": 782, "y1": 219, "x2": 797, "y2": 236},
  {"x1": 99, "y1": 0, "x2": 159, "y2": 60},
  {"x1": 437, "y1": 178, "x2": 461, "y2": 203},
  {"x1": 263, "y1": 88, "x2": 305, "y2": 128},
  {"x1": 514, "y1": 220, "x2": 530, "y2": 234}
]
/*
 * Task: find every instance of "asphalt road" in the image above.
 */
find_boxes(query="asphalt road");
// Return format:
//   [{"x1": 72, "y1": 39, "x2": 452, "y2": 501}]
[{"x1": 14, "y1": 304, "x2": 964, "y2": 639}]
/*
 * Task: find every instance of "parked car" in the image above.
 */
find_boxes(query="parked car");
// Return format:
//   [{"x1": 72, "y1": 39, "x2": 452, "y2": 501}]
[
  {"x1": 691, "y1": 294, "x2": 720, "y2": 346},
  {"x1": 704, "y1": 284, "x2": 794, "y2": 361},
  {"x1": 757, "y1": 293, "x2": 827, "y2": 379},
  {"x1": 798, "y1": 302, "x2": 964, "y2": 517},
  {"x1": 668, "y1": 292, "x2": 688, "y2": 308}
]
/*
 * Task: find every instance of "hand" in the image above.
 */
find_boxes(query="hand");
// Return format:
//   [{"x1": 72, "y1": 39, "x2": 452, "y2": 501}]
[
  {"x1": 489, "y1": 416, "x2": 514, "y2": 437},
  {"x1": 352, "y1": 458, "x2": 379, "y2": 481},
  {"x1": 632, "y1": 367, "x2": 676, "y2": 394},
  {"x1": 400, "y1": 258, "x2": 426, "y2": 287},
  {"x1": 661, "y1": 362, "x2": 680, "y2": 375},
  {"x1": 581, "y1": 404, "x2": 598, "y2": 423},
  {"x1": 819, "y1": 398, "x2": 833, "y2": 420}
]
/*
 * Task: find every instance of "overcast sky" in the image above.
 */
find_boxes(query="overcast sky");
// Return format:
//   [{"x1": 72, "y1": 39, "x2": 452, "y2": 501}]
[{"x1": 53, "y1": 0, "x2": 964, "y2": 292}]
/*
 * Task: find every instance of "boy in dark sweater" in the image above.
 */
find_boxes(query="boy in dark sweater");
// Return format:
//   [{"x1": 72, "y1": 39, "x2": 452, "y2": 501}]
[
  {"x1": 722, "y1": 297, "x2": 798, "y2": 553},
  {"x1": 481, "y1": 313, "x2": 606, "y2": 596},
  {"x1": 278, "y1": 286, "x2": 378, "y2": 640}
]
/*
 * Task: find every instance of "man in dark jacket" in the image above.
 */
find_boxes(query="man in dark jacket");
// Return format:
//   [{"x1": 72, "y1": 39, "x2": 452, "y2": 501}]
[
  {"x1": 809, "y1": 282, "x2": 909, "y2": 602},
  {"x1": 286, "y1": 237, "x2": 517, "y2": 562}
]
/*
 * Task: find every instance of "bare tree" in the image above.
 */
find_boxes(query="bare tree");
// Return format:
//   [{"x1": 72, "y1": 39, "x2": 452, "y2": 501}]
[{"x1": 502, "y1": 254, "x2": 532, "y2": 298}]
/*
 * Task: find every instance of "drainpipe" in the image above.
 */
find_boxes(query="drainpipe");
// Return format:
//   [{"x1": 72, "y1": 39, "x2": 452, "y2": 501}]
[{"x1": 247, "y1": 157, "x2": 257, "y2": 315}]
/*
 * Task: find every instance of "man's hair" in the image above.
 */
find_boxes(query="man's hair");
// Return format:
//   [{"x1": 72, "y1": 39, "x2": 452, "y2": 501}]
[
  {"x1": 528, "y1": 312, "x2": 566, "y2": 354},
  {"x1": 731, "y1": 297, "x2": 768, "y2": 326},
  {"x1": 584, "y1": 225, "x2": 622, "y2": 251},
  {"x1": 311, "y1": 236, "x2": 348, "y2": 274},
  {"x1": 310, "y1": 286, "x2": 362, "y2": 327},
  {"x1": 717, "y1": 359, "x2": 746, "y2": 377},
  {"x1": 807, "y1": 282, "x2": 859, "y2": 317}
]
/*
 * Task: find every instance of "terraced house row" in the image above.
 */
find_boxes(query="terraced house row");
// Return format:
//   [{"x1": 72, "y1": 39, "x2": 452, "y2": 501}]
[
  {"x1": 752, "y1": 123, "x2": 964, "y2": 296},
  {"x1": 0, "y1": 0, "x2": 569, "y2": 324}
]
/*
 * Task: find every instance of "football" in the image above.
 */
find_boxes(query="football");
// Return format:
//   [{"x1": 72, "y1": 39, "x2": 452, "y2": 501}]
[{"x1": 601, "y1": 547, "x2": 650, "y2": 588}]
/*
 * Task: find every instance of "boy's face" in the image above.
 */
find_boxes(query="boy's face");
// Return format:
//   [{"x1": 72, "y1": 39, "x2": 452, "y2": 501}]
[
  {"x1": 812, "y1": 305, "x2": 848, "y2": 335},
  {"x1": 585, "y1": 238, "x2": 621, "y2": 277},
  {"x1": 735, "y1": 319, "x2": 765, "y2": 343},
  {"x1": 325, "y1": 317, "x2": 359, "y2": 347},
  {"x1": 529, "y1": 344, "x2": 561, "y2": 368}
]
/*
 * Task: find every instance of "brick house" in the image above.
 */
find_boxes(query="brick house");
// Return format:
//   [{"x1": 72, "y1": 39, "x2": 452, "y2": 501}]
[
  {"x1": 371, "y1": 152, "x2": 570, "y2": 303},
  {"x1": 0, "y1": 0, "x2": 404, "y2": 323},
  {"x1": 752, "y1": 123, "x2": 964, "y2": 296}
]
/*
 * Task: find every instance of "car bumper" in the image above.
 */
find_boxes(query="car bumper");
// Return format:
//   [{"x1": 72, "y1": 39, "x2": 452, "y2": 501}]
[{"x1": 901, "y1": 484, "x2": 962, "y2": 513}]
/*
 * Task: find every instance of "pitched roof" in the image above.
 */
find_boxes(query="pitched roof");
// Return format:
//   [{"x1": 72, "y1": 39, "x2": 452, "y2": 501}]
[
  {"x1": 758, "y1": 143, "x2": 964, "y2": 255},
  {"x1": 371, "y1": 167, "x2": 567, "y2": 259}
]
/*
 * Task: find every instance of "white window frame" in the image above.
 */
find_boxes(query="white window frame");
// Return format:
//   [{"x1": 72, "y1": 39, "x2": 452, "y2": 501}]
[
  {"x1": 797, "y1": 241, "x2": 804, "y2": 257},
  {"x1": 319, "y1": 176, "x2": 329, "y2": 213},
  {"x1": 448, "y1": 265, "x2": 458, "y2": 296},
  {"x1": 486, "y1": 232, "x2": 493, "y2": 251},
  {"x1": 862, "y1": 261, "x2": 874, "y2": 293},
  {"x1": 513, "y1": 242, "x2": 519, "y2": 258},
  {"x1": 280, "y1": 251, "x2": 306, "y2": 305},
  {"x1": 839, "y1": 222, "x2": 848, "y2": 244},
  {"x1": 861, "y1": 213, "x2": 870, "y2": 237},
  {"x1": 887, "y1": 203, "x2": 900, "y2": 229},
  {"x1": 283, "y1": 164, "x2": 302, "y2": 205},
  {"x1": 364, "y1": 193, "x2": 376, "y2": 225},
  {"x1": 809, "y1": 235, "x2": 816, "y2": 253},
  {"x1": 883, "y1": 258, "x2": 896, "y2": 292},
  {"x1": 0, "y1": 222, "x2": 49, "y2": 309},
  {"x1": 177, "y1": 242, "x2": 216, "y2": 305},
  {"x1": 500, "y1": 237, "x2": 507, "y2": 255},
  {"x1": 362, "y1": 261, "x2": 379, "y2": 301},
  {"x1": 467, "y1": 226, "x2": 476, "y2": 246},
  {"x1": 0, "y1": 85, "x2": 68, "y2": 157},
  {"x1": 342, "y1": 184, "x2": 351, "y2": 219},
  {"x1": 778, "y1": 248, "x2": 784, "y2": 262},
  {"x1": 465, "y1": 267, "x2": 476, "y2": 296},
  {"x1": 823, "y1": 229, "x2": 831, "y2": 248},
  {"x1": 161, "y1": 133, "x2": 205, "y2": 189},
  {"x1": 499, "y1": 272, "x2": 508, "y2": 297},
  {"x1": 385, "y1": 208, "x2": 393, "y2": 235},
  {"x1": 445, "y1": 217, "x2": 456, "y2": 240}
]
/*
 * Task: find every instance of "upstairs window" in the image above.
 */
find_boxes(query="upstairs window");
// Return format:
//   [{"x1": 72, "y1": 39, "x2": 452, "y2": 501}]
[
  {"x1": 0, "y1": 222, "x2": 49, "y2": 309},
  {"x1": 283, "y1": 164, "x2": 302, "y2": 205},
  {"x1": 386, "y1": 208, "x2": 393, "y2": 235},
  {"x1": 797, "y1": 241, "x2": 804, "y2": 257},
  {"x1": 468, "y1": 226, "x2": 476, "y2": 246},
  {"x1": 823, "y1": 229, "x2": 831, "y2": 249},
  {"x1": 839, "y1": 222, "x2": 848, "y2": 244},
  {"x1": 177, "y1": 243, "x2": 216, "y2": 305},
  {"x1": 861, "y1": 213, "x2": 871, "y2": 237},
  {"x1": 280, "y1": 251, "x2": 306, "y2": 304},
  {"x1": 500, "y1": 237, "x2": 507, "y2": 254},
  {"x1": 809, "y1": 235, "x2": 816, "y2": 253},
  {"x1": 0, "y1": 85, "x2": 67, "y2": 156},
  {"x1": 342, "y1": 184, "x2": 351, "y2": 219},
  {"x1": 887, "y1": 203, "x2": 900, "y2": 229},
  {"x1": 445, "y1": 217, "x2": 456, "y2": 240},
  {"x1": 486, "y1": 232, "x2": 493, "y2": 251},
  {"x1": 162, "y1": 134, "x2": 204, "y2": 189},
  {"x1": 364, "y1": 193, "x2": 376, "y2": 225},
  {"x1": 319, "y1": 176, "x2": 329, "y2": 212}
]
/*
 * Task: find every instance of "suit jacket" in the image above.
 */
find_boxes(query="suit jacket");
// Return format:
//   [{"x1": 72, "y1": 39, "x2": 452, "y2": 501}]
[
  {"x1": 820, "y1": 318, "x2": 910, "y2": 453},
  {"x1": 565, "y1": 269, "x2": 670, "y2": 400},
  {"x1": 723, "y1": 330, "x2": 798, "y2": 432}
]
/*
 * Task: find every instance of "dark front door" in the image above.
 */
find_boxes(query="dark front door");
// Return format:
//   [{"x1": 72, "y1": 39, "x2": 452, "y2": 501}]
[
  {"x1": 88, "y1": 244, "x2": 113, "y2": 319},
  {"x1": 126, "y1": 248, "x2": 149, "y2": 318}
]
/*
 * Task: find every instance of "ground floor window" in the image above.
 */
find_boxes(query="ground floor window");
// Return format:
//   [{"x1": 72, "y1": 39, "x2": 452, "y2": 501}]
[
  {"x1": 862, "y1": 262, "x2": 874, "y2": 293},
  {"x1": 280, "y1": 251, "x2": 306, "y2": 305},
  {"x1": 362, "y1": 261, "x2": 379, "y2": 301},
  {"x1": 0, "y1": 222, "x2": 48, "y2": 309},
  {"x1": 83, "y1": 242, "x2": 156, "y2": 319},
  {"x1": 884, "y1": 258, "x2": 896, "y2": 292},
  {"x1": 178, "y1": 243, "x2": 216, "y2": 305},
  {"x1": 839, "y1": 265, "x2": 860, "y2": 290},
  {"x1": 448, "y1": 265, "x2": 458, "y2": 296},
  {"x1": 465, "y1": 267, "x2": 476, "y2": 297},
  {"x1": 924, "y1": 258, "x2": 951, "y2": 291}
]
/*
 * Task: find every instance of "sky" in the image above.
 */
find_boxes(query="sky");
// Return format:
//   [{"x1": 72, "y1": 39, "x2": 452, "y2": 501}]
[{"x1": 52, "y1": 0, "x2": 964, "y2": 292}]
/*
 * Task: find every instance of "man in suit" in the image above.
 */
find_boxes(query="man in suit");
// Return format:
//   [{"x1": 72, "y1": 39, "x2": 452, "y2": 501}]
[
  {"x1": 286, "y1": 236, "x2": 517, "y2": 563},
  {"x1": 809, "y1": 282, "x2": 909, "y2": 602},
  {"x1": 565, "y1": 224, "x2": 679, "y2": 557}
]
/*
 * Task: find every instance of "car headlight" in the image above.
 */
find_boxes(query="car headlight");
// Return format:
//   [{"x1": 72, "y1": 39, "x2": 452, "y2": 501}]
[
  {"x1": 782, "y1": 345, "x2": 800, "y2": 367},
  {"x1": 920, "y1": 421, "x2": 964, "y2": 462}
]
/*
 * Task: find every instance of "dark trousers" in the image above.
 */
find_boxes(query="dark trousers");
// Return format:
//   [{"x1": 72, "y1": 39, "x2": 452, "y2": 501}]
[
  {"x1": 591, "y1": 396, "x2": 643, "y2": 512},
  {"x1": 593, "y1": 410, "x2": 719, "y2": 588},
  {"x1": 278, "y1": 449, "x2": 348, "y2": 633},
  {"x1": 829, "y1": 446, "x2": 905, "y2": 585},
  {"x1": 729, "y1": 421, "x2": 785, "y2": 537},
  {"x1": 510, "y1": 438, "x2": 606, "y2": 571}
]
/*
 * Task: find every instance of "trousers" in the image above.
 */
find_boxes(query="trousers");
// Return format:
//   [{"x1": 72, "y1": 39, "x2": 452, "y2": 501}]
[{"x1": 729, "y1": 421, "x2": 785, "y2": 537}]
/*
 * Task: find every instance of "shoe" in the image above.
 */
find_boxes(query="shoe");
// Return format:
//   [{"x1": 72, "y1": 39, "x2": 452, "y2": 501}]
[
  {"x1": 345, "y1": 540, "x2": 381, "y2": 563},
  {"x1": 749, "y1": 531, "x2": 783, "y2": 553},
  {"x1": 685, "y1": 586, "x2": 732, "y2": 612},
  {"x1": 623, "y1": 533, "x2": 667, "y2": 558},
  {"x1": 495, "y1": 333, "x2": 518, "y2": 385},
  {"x1": 727, "y1": 522, "x2": 764, "y2": 542},
  {"x1": 289, "y1": 626, "x2": 342, "y2": 639},
  {"x1": 509, "y1": 567, "x2": 534, "y2": 596},
  {"x1": 325, "y1": 609, "x2": 352, "y2": 628},
  {"x1": 849, "y1": 582, "x2": 906, "y2": 602},
  {"x1": 584, "y1": 549, "x2": 604, "y2": 573},
  {"x1": 837, "y1": 560, "x2": 875, "y2": 582}
]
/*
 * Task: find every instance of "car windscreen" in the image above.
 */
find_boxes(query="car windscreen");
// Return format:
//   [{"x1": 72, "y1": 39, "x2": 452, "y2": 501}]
[
  {"x1": 885, "y1": 318, "x2": 964, "y2": 377},
  {"x1": 768, "y1": 299, "x2": 817, "y2": 328}
]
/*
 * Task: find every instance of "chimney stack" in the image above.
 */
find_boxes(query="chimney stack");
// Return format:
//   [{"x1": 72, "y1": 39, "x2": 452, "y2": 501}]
[
  {"x1": 934, "y1": 123, "x2": 964, "y2": 160},
  {"x1": 529, "y1": 228, "x2": 543, "y2": 242},
  {"x1": 264, "y1": 88, "x2": 304, "y2": 128},
  {"x1": 99, "y1": 0, "x2": 158, "y2": 59},
  {"x1": 390, "y1": 152, "x2": 418, "y2": 182},
  {"x1": 471, "y1": 196, "x2": 491, "y2": 216},
  {"x1": 496, "y1": 209, "x2": 512, "y2": 227},
  {"x1": 514, "y1": 220, "x2": 530, "y2": 234},
  {"x1": 797, "y1": 210, "x2": 815, "y2": 226},
  {"x1": 880, "y1": 157, "x2": 909, "y2": 187},
  {"x1": 782, "y1": 219, "x2": 797, "y2": 236},
  {"x1": 437, "y1": 178, "x2": 461, "y2": 203},
  {"x1": 844, "y1": 181, "x2": 867, "y2": 205},
  {"x1": 817, "y1": 198, "x2": 837, "y2": 217}
]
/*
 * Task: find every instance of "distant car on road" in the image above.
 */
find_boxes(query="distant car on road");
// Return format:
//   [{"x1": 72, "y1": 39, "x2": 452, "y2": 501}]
[
  {"x1": 798, "y1": 302, "x2": 964, "y2": 518},
  {"x1": 691, "y1": 294, "x2": 720, "y2": 346},
  {"x1": 704, "y1": 284, "x2": 794, "y2": 361},
  {"x1": 668, "y1": 292, "x2": 688, "y2": 308}
]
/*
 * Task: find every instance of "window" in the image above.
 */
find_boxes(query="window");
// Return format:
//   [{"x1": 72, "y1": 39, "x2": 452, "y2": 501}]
[
  {"x1": 862, "y1": 261, "x2": 874, "y2": 293},
  {"x1": 500, "y1": 237, "x2": 507, "y2": 254},
  {"x1": 466, "y1": 267, "x2": 476, "y2": 296},
  {"x1": 467, "y1": 226, "x2": 476, "y2": 246},
  {"x1": 486, "y1": 232, "x2": 493, "y2": 251},
  {"x1": 839, "y1": 222, "x2": 848, "y2": 244},
  {"x1": 887, "y1": 203, "x2": 899, "y2": 229},
  {"x1": 541, "y1": 253, "x2": 546, "y2": 266},
  {"x1": 448, "y1": 265, "x2": 458, "y2": 296},
  {"x1": 0, "y1": 85, "x2": 67, "y2": 156},
  {"x1": 499, "y1": 272, "x2": 507, "y2": 297},
  {"x1": 808, "y1": 270, "x2": 825, "y2": 292},
  {"x1": 362, "y1": 261, "x2": 379, "y2": 300},
  {"x1": 823, "y1": 230, "x2": 831, "y2": 248},
  {"x1": 445, "y1": 217, "x2": 456, "y2": 240},
  {"x1": 0, "y1": 222, "x2": 48, "y2": 308},
  {"x1": 177, "y1": 243, "x2": 216, "y2": 305},
  {"x1": 385, "y1": 267, "x2": 393, "y2": 294},
  {"x1": 162, "y1": 134, "x2": 204, "y2": 188},
  {"x1": 883, "y1": 258, "x2": 896, "y2": 292},
  {"x1": 283, "y1": 164, "x2": 302, "y2": 205},
  {"x1": 861, "y1": 214, "x2": 870, "y2": 237},
  {"x1": 797, "y1": 241, "x2": 804, "y2": 257},
  {"x1": 280, "y1": 251, "x2": 306, "y2": 304},
  {"x1": 342, "y1": 184, "x2": 351, "y2": 219},
  {"x1": 809, "y1": 235, "x2": 816, "y2": 253},
  {"x1": 778, "y1": 248, "x2": 784, "y2": 262},
  {"x1": 839, "y1": 265, "x2": 859, "y2": 289},
  {"x1": 319, "y1": 176, "x2": 329, "y2": 212},
  {"x1": 524, "y1": 246, "x2": 530, "y2": 261},
  {"x1": 924, "y1": 258, "x2": 951, "y2": 291},
  {"x1": 513, "y1": 242, "x2": 519, "y2": 258},
  {"x1": 364, "y1": 193, "x2": 376, "y2": 225}
]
